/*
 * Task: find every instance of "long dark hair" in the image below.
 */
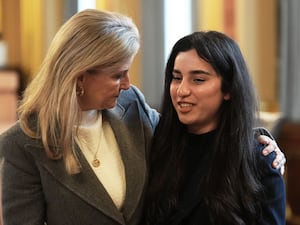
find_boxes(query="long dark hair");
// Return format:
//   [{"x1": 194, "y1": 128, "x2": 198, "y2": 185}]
[{"x1": 143, "y1": 31, "x2": 261, "y2": 224}]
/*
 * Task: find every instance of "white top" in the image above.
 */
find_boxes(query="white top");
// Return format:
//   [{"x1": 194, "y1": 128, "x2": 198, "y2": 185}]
[{"x1": 75, "y1": 110, "x2": 126, "y2": 209}]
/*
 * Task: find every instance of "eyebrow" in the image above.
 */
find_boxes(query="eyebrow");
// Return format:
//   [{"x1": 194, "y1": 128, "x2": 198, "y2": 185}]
[
  {"x1": 87, "y1": 68, "x2": 101, "y2": 74},
  {"x1": 173, "y1": 69, "x2": 211, "y2": 75},
  {"x1": 87, "y1": 67, "x2": 129, "y2": 74}
]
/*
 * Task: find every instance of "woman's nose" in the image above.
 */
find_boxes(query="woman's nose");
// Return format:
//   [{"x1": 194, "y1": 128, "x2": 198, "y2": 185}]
[
  {"x1": 120, "y1": 73, "x2": 130, "y2": 90},
  {"x1": 177, "y1": 81, "x2": 190, "y2": 96}
]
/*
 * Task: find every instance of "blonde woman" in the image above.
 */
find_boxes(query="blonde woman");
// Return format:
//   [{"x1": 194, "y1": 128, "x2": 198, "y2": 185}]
[
  {"x1": 0, "y1": 9, "x2": 284, "y2": 225},
  {"x1": 0, "y1": 9, "x2": 159, "y2": 225}
]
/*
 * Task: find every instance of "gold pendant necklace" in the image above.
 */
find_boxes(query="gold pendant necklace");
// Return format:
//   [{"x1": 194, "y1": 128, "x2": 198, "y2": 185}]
[
  {"x1": 90, "y1": 137, "x2": 101, "y2": 167},
  {"x1": 78, "y1": 129, "x2": 101, "y2": 168},
  {"x1": 77, "y1": 110, "x2": 102, "y2": 168},
  {"x1": 92, "y1": 157, "x2": 100, "y2": 167}
]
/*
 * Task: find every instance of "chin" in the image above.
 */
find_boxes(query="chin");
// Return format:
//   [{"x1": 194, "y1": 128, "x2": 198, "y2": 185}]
[
  {"x1": 107, "y1": 102, "x2": 118, "y2": 109},
  {"x1": 178, "y1": 115, "x2": 192, "y2": 124}
]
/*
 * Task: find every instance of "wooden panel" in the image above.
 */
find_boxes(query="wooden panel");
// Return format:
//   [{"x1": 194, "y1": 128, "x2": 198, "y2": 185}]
[
  {"x1": 256, "y1": 0, "x2": 278, "y2": 111},
  {"x1": 278, "y1": 122, "x2": 300, "y2": 225},
  {"x1": 1, "y1": 0, "x2": 21, "y2": 68},
  {"x1": 0, "y1": 69, "x2": 19, "y2": 134},
  {"x1": 20, "y1": 0, "x2": 44, "y2": 77},
  {"x1": 223, "y1": 0, "x2": 235, "y2": 39},
  {"x1": 0, "y1": 0, "x2": 2, "y2": 32},
  {"x1": 1, "y1": 0, "x2": 65, "y2": 83}
]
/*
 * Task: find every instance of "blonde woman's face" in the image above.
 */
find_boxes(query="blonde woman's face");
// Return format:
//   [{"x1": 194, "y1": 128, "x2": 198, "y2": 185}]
[{"x1": 77, "y1": 57, "x2": 133, "y2": 111}]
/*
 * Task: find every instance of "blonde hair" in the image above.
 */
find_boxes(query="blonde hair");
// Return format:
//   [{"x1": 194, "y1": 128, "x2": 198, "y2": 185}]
[{"x1": 18, "y1": 9, "x2": 140, "y2": 174}]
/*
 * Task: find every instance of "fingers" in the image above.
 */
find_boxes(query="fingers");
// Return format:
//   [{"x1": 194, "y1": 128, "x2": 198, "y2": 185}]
[
  {"x1": 258, "y1": 135, "x2": 286, "y2": 173},
  {"x1": 259, "y1": 135, "x2": 277, "y2": 155},
  {"x1": 280, "y1": 165, "x2": 285, "y2": 176},
  {"x1": 272, "y1": 149, "x2": 286, "y2": 173}
]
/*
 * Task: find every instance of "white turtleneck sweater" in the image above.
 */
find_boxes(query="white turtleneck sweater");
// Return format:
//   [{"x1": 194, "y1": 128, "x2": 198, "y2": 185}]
[{"x1": 75, "y1": 110, "x2": 126, "y2": 210}]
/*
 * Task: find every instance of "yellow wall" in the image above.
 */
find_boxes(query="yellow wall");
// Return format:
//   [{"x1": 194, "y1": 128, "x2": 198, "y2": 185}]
[
  {"x1": 1, "y1": 0, "x2": 278, "y2": 110},
  {"x1": 20, "y1": 0, "x2": 44, "y2": 78},
  {"x1": 1, "y1": 0, "x2": 64, "y2": 84},
  {"x1": 1, "y1": 0, "x2": 21, "y2": 68},
  {"x1": 236, "y1": 0, "x2": 278, "y2": 111},
  {"x1": 198, "y1": 0, "x2": 278, "y2": 111},
  {"x1": 198, "y1": 0, "x2": 224, "y2": 31},
  {"x1": 1, "y1": 0, "x2": 141, "y2": 87},
  {"x1": 0, "y1": 0, "x2": 2, "y2": 32},
  {"x1": 256, "y1": 0, "x2": 278, "y2": 111}
]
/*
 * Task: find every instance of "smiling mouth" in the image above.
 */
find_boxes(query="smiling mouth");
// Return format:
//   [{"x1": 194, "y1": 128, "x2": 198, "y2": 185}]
[{"x1": 178, "y1": 102, "x2": 193, "y2": 108}]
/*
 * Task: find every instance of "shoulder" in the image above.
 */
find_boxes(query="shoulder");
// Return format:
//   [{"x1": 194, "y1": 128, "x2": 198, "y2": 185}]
[
  {"x1": 117, "y1": 85, "x2": 160, "y2": 128},
  {"x1": 252, "y1": 127, "x2": 276, "y2": 172},
  {"x1": 0, "y1": 122, "x2": 26, "y2": 152},
  {"x1": 253, "y1": 127, "x2": 274, "y2": 140},
  {"x1": 0, "y1": 121, "x2": 41, "y2": 164},
  {"x1": 118, "y1": 85, "x2": 149, "y2": 105}
]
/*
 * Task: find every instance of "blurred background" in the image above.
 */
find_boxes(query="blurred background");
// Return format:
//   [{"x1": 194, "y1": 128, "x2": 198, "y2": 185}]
[{"x1": 0, "y1": 0, "x2": 299, "y2": 224}]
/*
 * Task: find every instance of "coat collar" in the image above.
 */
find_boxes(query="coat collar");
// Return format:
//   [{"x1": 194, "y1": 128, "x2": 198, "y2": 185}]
[{"x1": 26, "y1": 102, "x2": 147, "y2": 224}]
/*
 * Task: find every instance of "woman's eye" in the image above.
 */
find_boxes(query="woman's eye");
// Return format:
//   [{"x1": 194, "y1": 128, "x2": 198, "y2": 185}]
[
  {"x1": 172, "y1": 76, "x2": 182, "y2": 81},
  {"x1": 194, "y1": 78, "x2": 205, "y2": 83},
  {"x1": 115, "y1": 72, "x2": 124, "y2": 79},
  {"x1": 115, "y1": 74, "x2": 123, "y2": 79}
]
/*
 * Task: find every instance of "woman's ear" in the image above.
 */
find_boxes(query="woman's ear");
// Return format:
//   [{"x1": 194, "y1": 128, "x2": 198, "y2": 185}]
[
  {"x1": 76, "y1": 74, "x2": 85, "y2": 88},
  {"x1": 77, "y1": 74, "x2": 84, "y2": 83},
  {"x1": 224, "y1": 93, "x2": 231, "y2": 100},
  {"x1": 76, "y1": 74, "x2": 85, "y2": 97}
]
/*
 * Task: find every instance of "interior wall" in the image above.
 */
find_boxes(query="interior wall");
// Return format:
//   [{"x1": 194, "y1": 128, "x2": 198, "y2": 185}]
[
  {"x1": 20, "y1": 0, "x2": 44, "y2": 80},
  {"x1": 255, "y1": 0, "x2": 278, "y2": 112},
  {"x1": 1, "y1": 0, "x2": 65, "y2": 86},
  {"x1": 198, "y1": 0, "x2": 224, "y2": 31},
  {"x1": 0, "y1": 0, "x2": 2, "y2": 32},
  {"x1": 198, "y1": 0, "x2": 279, "y2": 112},
  {"x1": 1, "y1": 0, "x2": 141, "y2": 88},
  {"x1": 236, "y1": 0, "x2": 278, "y2": 112},
  {"x1": 1, "y1": 0, "x2": 22, "y2": 69},
  {"x1": 1, "y1": 0, "x2": 278, "y2": 112},
  {"x1": 140, "y1": 0, "x2": 165, "y2": 109}
]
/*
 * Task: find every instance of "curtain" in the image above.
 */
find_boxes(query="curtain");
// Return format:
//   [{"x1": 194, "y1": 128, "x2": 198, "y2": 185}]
[{"x1": 279, "y1": 0, "x2": 300, "y2": 122}]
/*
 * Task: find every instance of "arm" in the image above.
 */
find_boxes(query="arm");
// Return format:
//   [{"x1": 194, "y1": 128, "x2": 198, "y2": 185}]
[
  {"x1": 126, "y1": 85, "x2": 160, "y2": 130},
  {"x1": 0, "y1": 125, "x2": 46, "y2": 225},
  {"x1": 255, "y1": 141, "x2": 286, "y2": 225},
  {"x1": 2, "y1": 160, "x2": 46, "y2": 225}
]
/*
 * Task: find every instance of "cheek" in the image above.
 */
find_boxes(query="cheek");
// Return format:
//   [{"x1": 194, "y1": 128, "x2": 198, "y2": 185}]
[
  {"x1": 198, "y1": 84, "x2": 224, "y2": 107},
  {"x1": 169, "y1": 88, "x2": 177, "y2": 107},
  {"x1": 206, "y1": 91, "x2": 226, "y2": 112},
  {"x1": 169, "y1": 84, "x2": 177, "y2": 98}
]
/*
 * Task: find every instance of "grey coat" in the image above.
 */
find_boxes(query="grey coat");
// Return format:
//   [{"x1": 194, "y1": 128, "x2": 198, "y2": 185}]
[{"x1": 0, "y1": 85, "x2": 159, "y2": 225}]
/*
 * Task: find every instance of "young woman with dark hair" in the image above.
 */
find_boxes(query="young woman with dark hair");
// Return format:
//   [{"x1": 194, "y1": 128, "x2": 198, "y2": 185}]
[{"x1": 143, "y1": 31, "x2": 285, "y2": 225}]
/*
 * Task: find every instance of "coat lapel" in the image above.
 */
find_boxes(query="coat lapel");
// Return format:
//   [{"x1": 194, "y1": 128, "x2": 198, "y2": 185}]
[
  {"x1": 34, "y1": 143, "x2": 125, "y2": 224},
  {"x1": 104, "y1": 102, "x2": 147, "y2": 220}
]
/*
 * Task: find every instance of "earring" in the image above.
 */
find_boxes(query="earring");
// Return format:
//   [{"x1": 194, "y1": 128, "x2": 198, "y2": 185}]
[{"x1": 76, "y1": 86, "x2": 84, "y2": 96}]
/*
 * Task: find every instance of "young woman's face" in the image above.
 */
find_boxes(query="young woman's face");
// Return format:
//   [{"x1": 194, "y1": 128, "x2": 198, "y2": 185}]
[
  {"x1": 170, "y1": 49, "x2": 230, "y2": 134},
  {"x1": 77, "y1": 57, "x2": 133, "y2": 111}
]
